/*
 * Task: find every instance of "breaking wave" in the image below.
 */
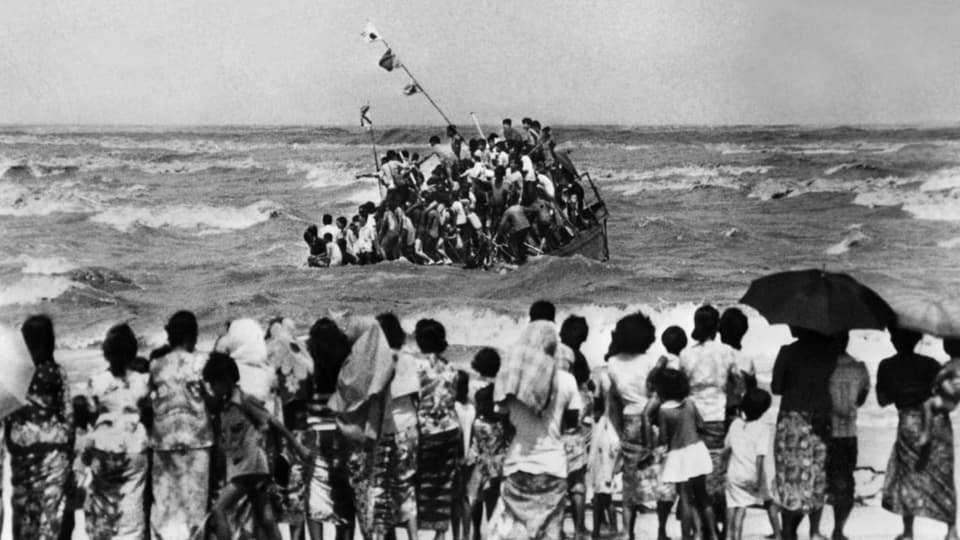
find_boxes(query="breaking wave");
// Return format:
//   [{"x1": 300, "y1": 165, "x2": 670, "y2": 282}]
[{"x1": 89, "y1": 200, "x2": 282, "y2": 233}]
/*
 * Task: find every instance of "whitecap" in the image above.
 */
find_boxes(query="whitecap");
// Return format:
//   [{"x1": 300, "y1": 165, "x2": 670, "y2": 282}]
[
  {"x1": 0, "y1": 275, "x2": 75, "y2": 306},
  {"x1": 89, "y1": 199, "x2": 282, "y2": 233}
]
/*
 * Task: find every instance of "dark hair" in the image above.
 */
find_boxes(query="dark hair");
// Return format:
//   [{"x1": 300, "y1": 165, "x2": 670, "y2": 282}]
[
  {"x1": 415, "y1": 319, "x2": 448, "y2": 354},
  {"x1": 307, "y1": 318, "x2": 351, "y2": 394},
  {"x1": 385, "y1": 149, "x2": 398, "y2": 160},
  {"x1": 376, "y1": 312, "x2": 406, "y2": 349},
  {"x1": 609, "y1": 312, "x2": 656, "y2": 355},
  {"x1": 412, "y1": 152, "x2": 420, "y2": 161},
  {"x1": 691, "y1": 304, "x2": 720, "y2": 343},
  {"x1": 521, "y1": 117, "x2": 531, "y2": 125},
  {"x1": 890, "y1": 326, "x2": 922, "y2": 355},
  {"x1": 429, "y1": 135, "x2": 441, "y2": 145},
  {"x1": 323, "y1": 233, "x2": 333, "y2": 242},
  {"x1": 740, "y1": 387, "x2": 772, "y2": 421},
  {"x1": 531, "y1": 120, "x2": 541, "y2": 130},
  {"x1": 165, "y1": 310, "x2": 198, "y2": 351},
  {"x1": 472, "y1": 347, "x2": 501, "y2": 377},
  {"x1": 560, "y1": 315, "x2": 589, "y2": 348},
  {"x1": 661, "y1": 326, "x2": 688, "y2": 355},
  {"x1": 21, "y1": 314, "x2": 55, "y2": 364},
  {"x1": 103, "y1": 323, "x2": 138, "y2": 375},
  {"x1": 571, "y1": 350, "x2": 590, "y2": 386},
  {"x1": 656, "y1": 368, "x2": 690, "y2": 401},
  {"x1": 336, "y1": 216, "x2": 347, "y2": 227},
  {"x1": 475, "y1": 384, "x2": 496, "y2": 419},
  {"x1": 454, "y1": 370, "x2": 470, "y2": 403},
  {"x1": 718, "y1": 308, "x2": 748, "y2": 350},
  {"x1": 322, "y1": 214, "x2": 333, "y2": 225},
  {"x1": 945, "y1": 337, "x2": 960, "y2": 358},
  {"x1": 529, "y1": 300, "x2": 556, "y2": 322},
  {"x1": 502, "y1": 118, "x2": 512, "y2": 126},
  {"x1": 203, "y1": 351, "x2": 240, "y2": 384}
]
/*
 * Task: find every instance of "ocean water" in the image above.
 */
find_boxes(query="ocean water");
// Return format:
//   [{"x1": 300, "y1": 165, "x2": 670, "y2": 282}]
[{"x1": 2, "y1": 124, "x2": 960, "y2": 433}]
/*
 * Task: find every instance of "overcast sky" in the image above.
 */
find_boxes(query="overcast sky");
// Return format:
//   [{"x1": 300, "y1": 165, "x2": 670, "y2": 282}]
[{"x1": 2, "y1": 0, "x2": 960, "y2": 126}]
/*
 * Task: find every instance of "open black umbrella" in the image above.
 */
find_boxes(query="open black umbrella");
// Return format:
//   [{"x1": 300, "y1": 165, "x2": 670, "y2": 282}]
[{"x1": 739, "y1": 269, "x2": 895, "y2": 335}]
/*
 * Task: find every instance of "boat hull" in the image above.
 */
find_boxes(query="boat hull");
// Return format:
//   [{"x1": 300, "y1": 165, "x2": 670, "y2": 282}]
[{"x1": 552, "y1": 220, "x2": 609, "y2": 261}]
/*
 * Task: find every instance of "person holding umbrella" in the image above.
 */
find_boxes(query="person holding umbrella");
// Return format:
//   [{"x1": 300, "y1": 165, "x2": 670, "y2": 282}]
[
  {"x1": 770, "y1": 326, "x2": 835, "y2": 540},
  {"x1": 741, "y1": 269, "x2": 896, "y2": 540},
  {"x1": 876, "y1": 327, "x2": 956, "y2": 540}
]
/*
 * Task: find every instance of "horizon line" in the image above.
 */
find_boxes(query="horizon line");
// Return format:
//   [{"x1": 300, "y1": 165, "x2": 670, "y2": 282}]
[{"x1": 3, "y1": 121, "x2": 960, "y2": 130}]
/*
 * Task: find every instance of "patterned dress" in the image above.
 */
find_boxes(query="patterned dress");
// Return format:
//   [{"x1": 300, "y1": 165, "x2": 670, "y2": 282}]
[
  {"x1": 148, "y1": 348, "x2": 214, "y2": 540},
  {"x1": 83, "y1": 369, "x2": 150, "y2": 540},
  {"x1": 415, "y1": 352, "x2": 462, "y2": 531},
  {"x1": 467, "y1": 414, "x2": 510, "y2": 503},
  {"x1": 5, "y1": 361, "x2": 74, "y2": 540}
]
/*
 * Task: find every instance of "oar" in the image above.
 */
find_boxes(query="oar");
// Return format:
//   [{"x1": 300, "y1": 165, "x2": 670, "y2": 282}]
[{"x1": 469, "y1": 112, "x2": 485, "y2": 139}]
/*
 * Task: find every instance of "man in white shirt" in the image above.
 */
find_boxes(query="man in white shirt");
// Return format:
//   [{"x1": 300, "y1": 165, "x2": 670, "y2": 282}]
[{"x1": 317, "y1": 214, "x2": 339, "y2": 241}]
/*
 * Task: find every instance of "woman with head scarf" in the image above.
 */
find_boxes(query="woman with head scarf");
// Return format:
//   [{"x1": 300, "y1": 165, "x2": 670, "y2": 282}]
[
  {"x1": 332, "y1": 313, "x2": 420, "y2": 540},
  {"x1": 5, "y1": 315, "x2": 74, "y2": 540},
  {"x1": 147, "y1": 311, "x2": 214, "y2": 540},
  {"x1": 81, "y1": 322, "x2": 151, "y2": 539},
  {"x1": 877, "y1": 327, "x2": 956, "y2": 540},
  {"x1": 680, "y1": 304, "x2": 741, "y2": 537},
  {"x1": 487, "y1": 320, "x2": 583, "y2": 540},
  {"x1": 771, "y1": 326, "x2": 837, "y2": 540}
]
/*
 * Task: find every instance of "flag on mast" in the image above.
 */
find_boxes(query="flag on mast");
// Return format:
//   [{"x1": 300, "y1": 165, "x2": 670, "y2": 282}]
[
  {"x1": 361, "y1": 22, "x2": 380, "y2": 43},
  {"x1": 402, "y1": 83, "x2": 420, "y2": 96},
  {"x1": 378, "y1": 49, "x2": 400, "y2": 71},
  {"x1": 360, "y1": 104, "x2": 372, "y2": 127}
]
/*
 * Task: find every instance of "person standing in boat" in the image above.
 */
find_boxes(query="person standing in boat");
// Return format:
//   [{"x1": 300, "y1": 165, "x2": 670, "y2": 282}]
[{"x1": 497, "y1": 203, "x2": 532, "y2": 264}]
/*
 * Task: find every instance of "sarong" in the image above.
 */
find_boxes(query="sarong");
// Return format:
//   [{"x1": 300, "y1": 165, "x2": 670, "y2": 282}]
[
  {"x1": 774, "y1": 411, "x2": 828, "y2": 513},
  {"x1": 487, "y1": 471, "x2": 567, "y2": 540},
  {"x1": 9, "y1": 445, "x2": 71, "y2": 540},
  {"x1": 85, "y1": 448, "x2": 148, "y2": 540},
  {"x1": 301, "y1": 429, "x2": 354, "y2": 525},
  {"x1": 150, "y1": 448, "x2": 210, "y2": 540},
  {"x1": 700, "y1": 420, "x2": 727, "y2": 500},
  {"x1": 621, "y1": 413, "x2": 674, "y2": 507},
  {"x1": 882, "y1": 408, "x2": 956, "y2": 524},
  {"x1": 825, "y1": 437, "x2": 857, "y2": 509},
  {"x1": 349, "y1": 425, "x2": 418, "y2": 537},
  {"x1": 417, "y1": 428, "x2": 461, "y2": 531}
]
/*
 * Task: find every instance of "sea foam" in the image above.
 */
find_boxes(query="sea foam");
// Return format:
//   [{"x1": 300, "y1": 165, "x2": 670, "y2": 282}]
[{"x1": 89, "y1": 200, "x2": 281, "y2": 233}]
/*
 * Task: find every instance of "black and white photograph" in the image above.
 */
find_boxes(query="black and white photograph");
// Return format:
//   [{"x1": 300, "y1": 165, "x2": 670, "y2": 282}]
[{"x1": 2, "y1": 1, "x2": 960, "y2": 539}]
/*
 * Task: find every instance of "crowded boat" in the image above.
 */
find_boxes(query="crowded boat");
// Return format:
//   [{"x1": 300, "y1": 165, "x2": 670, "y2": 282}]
[
  {"x1": 2, "y1": 279, "x2": 959, "y2": 540},
  {"x1": 303, "y1": 118, "x2": 606, "y2": 269}
]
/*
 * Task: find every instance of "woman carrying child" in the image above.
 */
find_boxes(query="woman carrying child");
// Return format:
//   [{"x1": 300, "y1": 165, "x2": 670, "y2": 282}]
[{"x1": 656, "y1": 368, "x2": 718, "y2": 540}]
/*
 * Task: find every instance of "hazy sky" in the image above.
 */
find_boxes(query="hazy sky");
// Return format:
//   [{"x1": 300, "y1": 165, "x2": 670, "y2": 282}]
[{"x1": 3, "y1": 0, "x2": 960, "y2": 126}]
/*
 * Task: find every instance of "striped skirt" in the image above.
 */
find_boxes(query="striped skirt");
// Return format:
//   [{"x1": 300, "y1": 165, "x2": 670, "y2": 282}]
[
  {"x1": 882, "y1": 408, "x2": 956, "y2": 524},
  {"x1": 416, "y1": 428, "x2": 461, "y2": 531}
]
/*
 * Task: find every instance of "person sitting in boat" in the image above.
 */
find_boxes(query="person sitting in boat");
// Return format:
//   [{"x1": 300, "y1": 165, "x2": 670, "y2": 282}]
[
  {"x1": 336, "y1": 217, "x2": 358, "y2": 266},
  {"x1": 317, "y1": 214, "x2": 338, "y2": 242},
  {"x1": 354, "y1": 202, "x2": 382, "y2": 265},
  {"x1": 303, "y1": 224, "x2": 326, "y2": 267},
  {"x1": 323, "y1": 233, "x2": 342, "y2": 267}
]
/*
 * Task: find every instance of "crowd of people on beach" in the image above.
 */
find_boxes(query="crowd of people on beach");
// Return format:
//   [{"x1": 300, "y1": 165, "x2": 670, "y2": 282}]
[
  {"x1": 2, "y1": 300, "x2": 959, "y2": 540},
  {"x1": 303, "y1": 118, "x2": 600, "y2": 268}
]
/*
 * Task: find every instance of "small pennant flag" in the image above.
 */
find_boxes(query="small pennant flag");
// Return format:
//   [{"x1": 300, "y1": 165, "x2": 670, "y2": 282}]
[
  {"x1": 402, "y1": 83, "x2": 420, "y2": 96},
  {"x1": 361, "y1": 22, "x2": 380, "y2": 43},
  {"x1": 360, "y1": 105, "x2": 372, "y2": 127},
  {"x1": 378, "y1": 48, "x2": 399, "y2": 71}
]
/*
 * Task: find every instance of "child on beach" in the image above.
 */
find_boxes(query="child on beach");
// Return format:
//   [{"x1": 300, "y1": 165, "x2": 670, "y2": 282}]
[
  {"x1": 203, "y1": 351, "x2": 307, "y2": 540},
  {"x1": 919, "y1": 338, "x2": 960, "y2": 447},
  {"x1": 454, "y1": 370, "x2": 477, "y2": 540},
  {"x1": 467, "y1": 384, "x2": 511, "y2": 540},
  {"x1": 724, "y1": 387, "x2": 780, "y2": 540},
  {"x1": 657, "y1": 368, "x2": 718, "y2": 540},
  {"x1": 588, "y1": 362, "x2": 621, "y2": 540}
]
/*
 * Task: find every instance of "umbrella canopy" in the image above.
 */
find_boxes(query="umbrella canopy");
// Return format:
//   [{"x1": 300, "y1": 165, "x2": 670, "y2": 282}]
[
  {"x1": 0, "y1": 324, "x2": 36, "y2": 420},
  {"x1": 740, "y1": 269, "x2": 895, "y2": 335},
  {"x1": 888, "y1": 296, "x2": 960, "y2": 338}
]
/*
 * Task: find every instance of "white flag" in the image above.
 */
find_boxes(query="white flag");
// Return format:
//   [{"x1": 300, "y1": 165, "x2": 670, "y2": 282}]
[{"x1": 361, "y1": 22, "x2": 380, "y2": 43}]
